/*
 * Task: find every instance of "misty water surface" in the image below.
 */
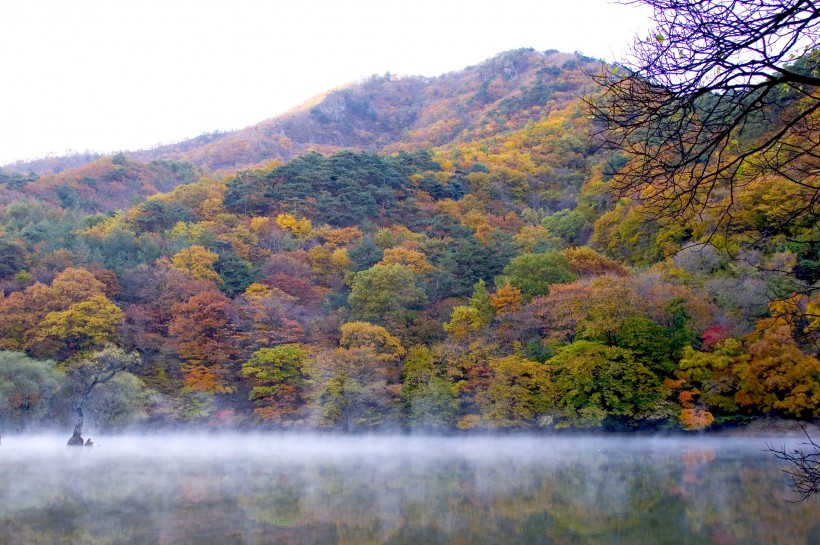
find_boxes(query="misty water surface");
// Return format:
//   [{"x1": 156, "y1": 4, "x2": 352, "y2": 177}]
[{"x1": 0, "y1": 434, "x2": 817, "y2": 544}]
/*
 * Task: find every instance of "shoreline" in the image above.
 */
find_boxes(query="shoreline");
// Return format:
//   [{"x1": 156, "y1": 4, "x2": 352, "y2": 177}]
[{"x1": 1, "y1": 418, "x2": 817, "y2": 440}]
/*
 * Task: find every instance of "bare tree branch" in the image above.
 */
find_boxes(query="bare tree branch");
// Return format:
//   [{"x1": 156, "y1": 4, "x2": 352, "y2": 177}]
[
  {"x1": 590, "y1": 0, "x2": 820, "y2": 235},
  {"x1": 588, "y1": 0, "x2": 820, "y2": 304},
  {"x1": 768, "y1": 426, "x2": 820, "y2": 501}
]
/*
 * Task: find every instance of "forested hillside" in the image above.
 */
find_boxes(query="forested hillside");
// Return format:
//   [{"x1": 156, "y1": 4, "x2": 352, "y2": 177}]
[{"x1": 0, "y1": 47, "x2": 818, "y2": 434}]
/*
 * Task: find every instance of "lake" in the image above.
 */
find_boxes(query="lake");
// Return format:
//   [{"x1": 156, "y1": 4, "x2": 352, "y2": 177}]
[{"x1": 0, "y1": 434, "x2": 817, "y2": 544}]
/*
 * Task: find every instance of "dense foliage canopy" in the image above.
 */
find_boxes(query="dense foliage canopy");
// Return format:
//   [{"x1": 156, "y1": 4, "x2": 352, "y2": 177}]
[{"x1": 1, "y1": 46, "x2": 818, "y2": 434}]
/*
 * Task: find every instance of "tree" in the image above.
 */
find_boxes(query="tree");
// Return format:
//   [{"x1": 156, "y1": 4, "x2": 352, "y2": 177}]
[
  {"x1": 542, "y1": 209, "x2": 589, "y2": 245},
  {"x1": 675, "y1": 339, "x2": 744, "y2": 428},
  {"x1": 378, "y1": 246, "x2": 434, "y2": 273},
  {"x1": 476, "y1": 354, "x2": 551, "y2": 428},
  {"x1": 275, "y1": 213, "x2": 313, "y2": 239},
  {"x1": 131, "y1": 199, "x2": 191, "y2": 233},
  {"x1": 468, "y1": 279, "x2": 494, "y2": 322},
  {"x1": 224, "y1": 169, "x2": 271, "y2": 215},
  {"x1": 562, "y1": 246, "x2": 630, "y2": 277},
  {"x1": 489, "y1": 282, "x2": 523, "y2": 316},
  {"x1": 438, "y1": 234, "x2": 517, "y2": 297},
  {"x1": 735, "y1": 318, "x2": 820, "y2": 418},
  {"x1": 347, "y1": 264, "x2": 427, "y2": 328},
  {"x1": 309, "y1": 321, "x2": 407, "y2": 430},
  {"x1": 0, "y1": 240, "x2": 25, "y2": 279},
  {"x1": 236, "y1": 287, "x2": 305, "y2": 351},
  {"x1": 545, "y1": 341, "x2": 665, "y2": 428},
  {"x1": 37, "y1": 294, "x2": 124, "y2": 360},
  {"x1": 527, "y1": 282, "x2": 594, "y2": 343},
  {"x1": 119, "y1": 260, "x2": 217, "y2": 357},
  {"x1": 214, "y1": 251, "x2": 256, "y2": 295},
  {"x1": 242, "y1": 345, "x2": 310, "y2": 424},
  {"x1": 496, "y1": 251, "x2": 576, "y2": 301},
  {"x1": 171, "y1": 245, "x2": 222, "y2": 284},
  {"x1": 85, "y1": 372, "x2": 157, "y2": 432},
  {"x1": 400, "y1": 345, "x2": 458, "y2": 428},
  {"x1": 338, "y1": 322, "x2": 406, "y2": 363},
  {"x1": 310, "y1": 347, "x2": 395, "y2": 430},
  {"x1": 0, "y1": 351, "x2": 62, "y2": 431},
  {"x1": 577, "y1": 276, "x2": 639, "y2": 346},
  {"x1": 49, "y1": 267, "x2": 108, "y2": 308},
  {"x1": 0, "y1": 267, "x2": 114, "y2": 356},
  {"x1": 594, "y1": 1, "x2": 820, "y2": 232},
  {"x1": 64, "y1": 344, "x2": 141, "y2": 444},
  {"x1": 167, "y1": 290, "x2": 238, "y2": 393},
  {"x1": 443, "y1": 306, "x2": 488, "y2": 340}
]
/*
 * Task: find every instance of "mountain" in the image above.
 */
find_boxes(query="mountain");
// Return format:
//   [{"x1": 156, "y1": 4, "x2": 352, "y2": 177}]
[{"x1": 4, "y1": 49, "x2": 601, "y2": 177}]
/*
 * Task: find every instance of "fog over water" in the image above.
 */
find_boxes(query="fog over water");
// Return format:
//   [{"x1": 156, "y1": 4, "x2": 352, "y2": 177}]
[{"x1": 1, "y1": 434, "x2": 818, "y2": 544}]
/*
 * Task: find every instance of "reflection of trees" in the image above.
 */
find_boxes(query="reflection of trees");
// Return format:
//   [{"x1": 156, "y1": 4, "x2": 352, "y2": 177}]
[
  {"x1": 236, "y1": 447, "x2": 817, "y2": 545},
  {"x1": 1, "y1": 438, "x2": 819, "y2": 544}
]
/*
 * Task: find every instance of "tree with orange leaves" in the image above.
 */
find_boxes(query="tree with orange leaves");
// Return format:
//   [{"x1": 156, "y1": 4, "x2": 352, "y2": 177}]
[
  {"x1": 168, "y1": 290, "x2": 238, "y2": 393},
  {"x1": 735, "y1": 316, "x2": 820, "y2": 419},
  {"x1": 490, "y1": 282, "x2": 522, "y2": 317}
]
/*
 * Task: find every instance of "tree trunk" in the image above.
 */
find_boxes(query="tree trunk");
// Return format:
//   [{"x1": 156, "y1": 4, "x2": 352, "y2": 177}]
[{"x1": 67, "y1": 382, "x2": 95, "y2": 446}]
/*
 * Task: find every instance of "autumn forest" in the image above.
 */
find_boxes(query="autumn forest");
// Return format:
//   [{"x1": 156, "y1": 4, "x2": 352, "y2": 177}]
[{"x1": 1, "y1": 46, "x2": 818, "y2": 435}]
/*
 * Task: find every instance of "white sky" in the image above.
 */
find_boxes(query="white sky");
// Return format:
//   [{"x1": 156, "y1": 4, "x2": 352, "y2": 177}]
[{"x1": 0, "y1": 0, "x2": 652, "y2": 166}]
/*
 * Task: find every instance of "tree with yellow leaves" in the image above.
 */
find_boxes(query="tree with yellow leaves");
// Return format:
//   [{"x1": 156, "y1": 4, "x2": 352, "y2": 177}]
[
  {"x1": 276, "y1": 213, "x2": 313, "y2": 239},
  {"x1": 170, "y1": 245, "x2": 222, "y2": 284},
  {"x1": 339, "y1": 321, "x2": 406, "y2": 363},
  {"x1": 37, "y1": 294, "x2": 124, "y2": 360},
  {"x1": 378, "y1": 246, "x2": 434, "y2": 274}
]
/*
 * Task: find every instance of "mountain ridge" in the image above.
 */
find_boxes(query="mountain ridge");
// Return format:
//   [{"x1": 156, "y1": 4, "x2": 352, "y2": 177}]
[{"x1": 3, "y1": 49, "x2": 600, "y2": 177}]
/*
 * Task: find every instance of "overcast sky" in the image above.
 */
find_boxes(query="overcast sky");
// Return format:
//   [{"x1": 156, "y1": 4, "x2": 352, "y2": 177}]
[{"x1": 0, "y1": 0, "x2": 652, "y2": 166}]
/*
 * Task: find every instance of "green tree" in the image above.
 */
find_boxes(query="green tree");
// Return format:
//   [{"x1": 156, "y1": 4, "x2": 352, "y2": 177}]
[
  {"x1": 224, "y1": 169, "x2": 271, "y2": 216},
  {"x1": 542, "y1": 209, "x2": 589, "y2": 245},
  {"x1": 676, "y1": 339, "x2": 744, "y2": 428},
  {"x1": 348, "y1": 264, "x2": 427, "y2": 328},
  {"x1": 616, "y1": 316, "x2": 679, "y2": 375},
  {"x1": 131, "y1": 199, "x2": 191, "y2": 233},
  {"x1": 0, "y1": 351, "x2": 62, "y2": 431},
  {"x1": 0, "y1": 240, "x2": 25, "y2": 279},
  {"x1": 437, "y1": 233, "x2": 516, "y2": 297},
  {"x1": 443, "y1": 306, "x2": 487, "y2": 340},
  {"x1": 400, "y1": 345, "x2": 458, "y2": 428},
  {"x1": 546, "y1": 341, "x2": 665, "y2": 428},
  {"x1": 348, "y1": 235, "x2": 384, "y2": 271},
  {"x1": 468, "y1": 279, "x2": 494, "y2": 322},
  {"x1": 496, "y1": 251, "x2": 576, "y2": 301},
  {"x1": 242, "y1": 345, "x2": 311, "y2": 424},
  {"x1": 215, "y1": 251, "x2": 257, "y2": 295}
]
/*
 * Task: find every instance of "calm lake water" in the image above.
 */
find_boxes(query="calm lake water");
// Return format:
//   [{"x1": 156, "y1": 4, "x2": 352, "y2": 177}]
[{"x1": 0, "y1": 434, "x2": 817, "y2": 544}]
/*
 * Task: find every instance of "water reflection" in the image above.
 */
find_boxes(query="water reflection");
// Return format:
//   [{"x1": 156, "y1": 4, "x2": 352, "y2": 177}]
[{"x1": 0, "y1": 435, "x2": 817, "y2": 544}]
